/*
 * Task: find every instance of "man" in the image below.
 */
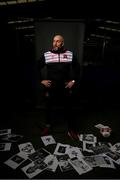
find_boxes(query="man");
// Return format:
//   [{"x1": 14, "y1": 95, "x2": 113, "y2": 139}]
[{"x1": 37, "y1": 35, "x2": 80, "y2": 140}]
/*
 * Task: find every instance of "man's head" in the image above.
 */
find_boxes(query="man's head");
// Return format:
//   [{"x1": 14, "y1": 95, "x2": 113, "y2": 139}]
[{"x1": 52, "y1": 35, "x2": 64, "y2": 50}]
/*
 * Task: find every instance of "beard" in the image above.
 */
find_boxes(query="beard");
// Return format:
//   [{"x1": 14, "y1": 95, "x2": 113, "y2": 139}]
[
  {"x1": 53, "y1": 46, "x2": 59, "y2": 50},
  {"x1": 53, "y1": 46, "x2": 63, "y2": 51}
]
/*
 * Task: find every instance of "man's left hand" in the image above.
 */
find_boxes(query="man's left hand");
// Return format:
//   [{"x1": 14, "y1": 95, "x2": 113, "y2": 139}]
[{"x1": 65, "y1": 80, "x2": 75, "y2": 89}]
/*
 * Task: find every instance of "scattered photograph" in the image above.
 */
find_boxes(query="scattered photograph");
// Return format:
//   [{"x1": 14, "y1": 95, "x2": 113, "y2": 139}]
[
  {"x1": 54, "y1": 143, "x2": 70, "y2": 156},
  {"x1": 57, "y1": 154, "x2": 73, "y2": 172},
  {"x1": 83, "y1": 141, "x2": 96, "y2": 153},
  {"x1": 68, "y1": 157, "x2": 92, "y2": 175},
  {"x1": 66, "y1": 146, "x2": 83, "y2": 159},
  {"x1": 0, "y1": 143, "x2": 11, "y2": 151},
  {"x1": 18, "y1": 142, "x2": 35, "y2": 158},
  {"x1": 4, "y1": 152, "x2": 27, "y2": 169},
  {"x1": 79, "y1": 134, "x2": 97, "y2": 143},
  {"x1": 84, "y1": 155, "x2": 98, "y2": 167},
  {"x1": 105, "y1": 151, "x2": 120, "y2": 164},
  {"x1": 100, "y1": 155, "x2": 115, "y2": 169},
  {"x1": 110, "y1": 143, "x2": 120, "y2": 154},
  {"x1": 21, "y1": 160, "x2": 47, "y2": 178},
  {"x1": 44, "y1": 154, "x2": 58, "y2": 172},
  {"x1": 0, "y1": 129, "x2": 11, "y2": 136},
  {"x1": 94, "y1": 124, "x2": 105, "y2": 129},
  {"x1": 84, "y1": 154, "x2": 115, "y2": 168},
  {"x1": 41, "y1": 135, "x2": 56, "y2": 146},
  {"x1": 99, "y1": 142, "x2": 112, "y2": 148},
  {"x1": 91, "y1": 144, "x2": 111, "y2": 154},
  {"x1": 28, "y1": 148, "x2": 50, "y2": 162},
  {"x1": 2, "y1": 134, "x2": 23, "y2": 142}
]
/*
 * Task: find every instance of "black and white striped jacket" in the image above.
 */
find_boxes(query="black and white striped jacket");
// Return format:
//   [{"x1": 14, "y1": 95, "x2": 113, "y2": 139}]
[{"x1": 37, "y1": 47, "x2": 80, "y2": 84}]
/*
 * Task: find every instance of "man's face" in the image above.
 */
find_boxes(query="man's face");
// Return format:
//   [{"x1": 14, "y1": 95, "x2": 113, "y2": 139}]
[{"x1": 53, "y1": 35, "x2": 64, "y2": 50}]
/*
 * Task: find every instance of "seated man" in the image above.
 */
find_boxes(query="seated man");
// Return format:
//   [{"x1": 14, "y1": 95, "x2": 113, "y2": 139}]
[{"x1": 37, "y1": 34, "x2": 80, "y2": 140}]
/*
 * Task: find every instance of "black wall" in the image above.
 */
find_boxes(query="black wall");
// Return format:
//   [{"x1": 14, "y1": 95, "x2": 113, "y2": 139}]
[
  {"x1": 35, "y1": 20, "x2": 85, "y2": 64},
  {"x1": 1, "y1": 16, "x2": 120, "y2": 114}
]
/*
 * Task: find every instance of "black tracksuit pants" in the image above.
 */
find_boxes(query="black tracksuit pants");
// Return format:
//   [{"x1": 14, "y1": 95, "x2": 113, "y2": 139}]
[{"x1": 45, "y1": 82, "x2": 78, "y2": 131}]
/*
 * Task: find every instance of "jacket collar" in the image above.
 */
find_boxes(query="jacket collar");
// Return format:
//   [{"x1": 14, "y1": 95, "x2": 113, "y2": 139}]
[{"x1": 50, "y1": 47, "x2": 67, "y2": 54}]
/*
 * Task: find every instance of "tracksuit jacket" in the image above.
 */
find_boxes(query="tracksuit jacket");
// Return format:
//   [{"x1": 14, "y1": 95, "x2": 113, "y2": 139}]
[{"x1": 37, "y1": 47, "x2": 80, "y2": 89}]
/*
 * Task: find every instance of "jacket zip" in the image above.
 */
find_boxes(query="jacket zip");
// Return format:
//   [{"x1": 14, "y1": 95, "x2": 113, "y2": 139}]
[{"x1": 58, "y1": 54, "x2": 60, "y2": 62}]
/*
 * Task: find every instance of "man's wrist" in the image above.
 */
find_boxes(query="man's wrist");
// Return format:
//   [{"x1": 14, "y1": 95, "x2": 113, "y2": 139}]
[{"x1": 71, "y1": 80, "x2": 75, "y2": 83}]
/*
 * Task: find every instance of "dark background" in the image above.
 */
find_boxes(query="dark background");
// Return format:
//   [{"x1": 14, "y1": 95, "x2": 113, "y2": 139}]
[
  {"x1": 35, "y1": 21, "x2": 85, "y2": 63},
  {"x1": 0, "y1": 1, "x2": 120, "y2": 178}
]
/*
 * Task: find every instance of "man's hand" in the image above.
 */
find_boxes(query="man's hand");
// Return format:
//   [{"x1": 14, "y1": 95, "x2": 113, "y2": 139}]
[
  {"x1": 65, "y1": 80, "x2": 75, "y2": 89},
  {"x1": 41, "y1": 80, "x2": 51, "y2": 87}
]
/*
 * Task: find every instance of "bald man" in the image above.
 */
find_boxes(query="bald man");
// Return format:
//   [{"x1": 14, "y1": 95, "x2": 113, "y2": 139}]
[
  {"x1": 53, "y1": 35, "x2": 64, "y2": 50},
  {"x1": 37, "y1": 34, "x2": 80, "y2": 140}
]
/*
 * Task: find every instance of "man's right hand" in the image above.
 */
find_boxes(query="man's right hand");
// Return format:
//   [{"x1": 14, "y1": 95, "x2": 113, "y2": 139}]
[{"x1": 41, "y1": 80, "x2": 51, "y2": 88}]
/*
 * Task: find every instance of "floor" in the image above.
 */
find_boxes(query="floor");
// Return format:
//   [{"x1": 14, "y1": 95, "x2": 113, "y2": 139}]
[{"x1": 0, "y1": 92, "x2": 120, "y2": 179}]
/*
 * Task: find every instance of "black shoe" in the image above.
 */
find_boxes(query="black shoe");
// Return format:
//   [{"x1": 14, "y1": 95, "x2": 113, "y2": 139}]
[
  {"x1": 41, "y1": 124, "x2": 51, "y2": 136},
  {"x1": 68, "y1": 129, "x2": 79, "y2": 140}
]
